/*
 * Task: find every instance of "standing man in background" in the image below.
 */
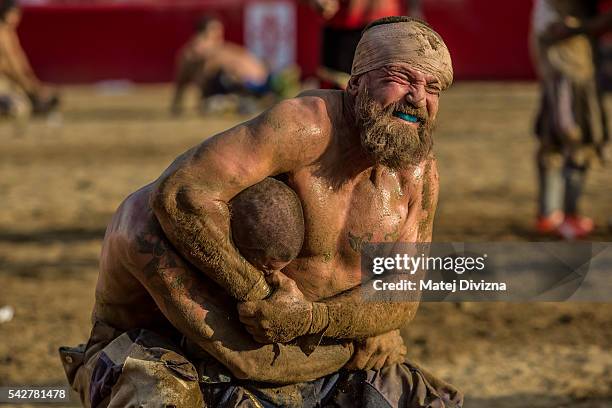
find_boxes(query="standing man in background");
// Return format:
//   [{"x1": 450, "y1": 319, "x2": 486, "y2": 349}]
[{"x1": 531, "y1": 0, "x2": 610, "y2": 239}]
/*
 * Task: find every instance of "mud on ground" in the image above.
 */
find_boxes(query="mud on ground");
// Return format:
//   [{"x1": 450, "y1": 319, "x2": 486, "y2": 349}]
[{"x1": 0, "y1": 83, "x2": 610, "y2": 407}]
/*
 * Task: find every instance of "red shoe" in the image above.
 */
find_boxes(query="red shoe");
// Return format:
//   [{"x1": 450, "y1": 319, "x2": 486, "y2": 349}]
[
  {"x1": 557, "y1": 215, "x2": 594, "y2": 240},
  {"x1": 536, "y1": 211, "x2": 564, "y2": 234}
]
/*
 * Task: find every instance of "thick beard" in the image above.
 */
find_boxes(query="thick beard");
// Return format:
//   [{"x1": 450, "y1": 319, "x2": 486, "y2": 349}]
[{"x1": 356, "y1": 90, "x2": 434, "y2": 169}]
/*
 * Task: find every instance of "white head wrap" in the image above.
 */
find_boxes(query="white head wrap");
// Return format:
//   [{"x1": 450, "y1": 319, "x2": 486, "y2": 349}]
[{"x1": 351, "y1": 20, "x2": 453, "y2": 90}]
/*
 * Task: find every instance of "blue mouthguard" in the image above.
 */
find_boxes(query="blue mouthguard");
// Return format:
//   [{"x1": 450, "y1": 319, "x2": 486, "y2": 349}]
[{"x1": 393, "y1": 111, "x2": 419, "y2": 123}]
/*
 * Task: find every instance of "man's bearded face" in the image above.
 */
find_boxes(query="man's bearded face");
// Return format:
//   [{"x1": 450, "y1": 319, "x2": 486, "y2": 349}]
[{"x1": 355, "y1": 88, "x2": 435, "y2": 169}]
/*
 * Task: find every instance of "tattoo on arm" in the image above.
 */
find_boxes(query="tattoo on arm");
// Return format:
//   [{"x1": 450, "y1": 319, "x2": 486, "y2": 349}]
[
  {"x1": 133, "y1": 216, "x2": 224, "y2": 334},
  {"x1": 135, "y1": 218, "x2": 179, "y2": 279}
]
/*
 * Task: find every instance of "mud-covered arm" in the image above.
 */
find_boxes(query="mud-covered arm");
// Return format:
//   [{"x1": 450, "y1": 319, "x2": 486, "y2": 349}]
[
  {"x1": 239, "y1": 158, "x2": 439, "y2": 342},
  {"x1": 151, "y1": 98, "x2": 327, "y2": 302},
  {"x1": 128, "y1": 215, "x2": 352, "y2": 384},
  {"x1": 315, "y1": 284, "x2": 419, "y2": 340}
]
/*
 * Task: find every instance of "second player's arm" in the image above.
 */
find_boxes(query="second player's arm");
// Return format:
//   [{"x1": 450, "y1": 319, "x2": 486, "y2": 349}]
[{"x1": 127, "y1": 216, "x2": 353, "y2": 384}]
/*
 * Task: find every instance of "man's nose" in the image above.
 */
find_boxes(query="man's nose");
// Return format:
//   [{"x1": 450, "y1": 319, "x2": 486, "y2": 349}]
[{"x1": 405, "y1": 84, "x2": 426, "y2": 107}]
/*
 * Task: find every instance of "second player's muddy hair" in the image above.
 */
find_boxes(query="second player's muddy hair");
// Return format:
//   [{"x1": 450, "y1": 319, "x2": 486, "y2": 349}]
[{"x1": 230, "y1": 178, "x2": 305, "y2": 264}]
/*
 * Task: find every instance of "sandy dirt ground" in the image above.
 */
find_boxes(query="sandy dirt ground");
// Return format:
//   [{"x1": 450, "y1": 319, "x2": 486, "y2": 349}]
[{"x1": 0, "y1": 83, "x2": 610, "y2": 407}]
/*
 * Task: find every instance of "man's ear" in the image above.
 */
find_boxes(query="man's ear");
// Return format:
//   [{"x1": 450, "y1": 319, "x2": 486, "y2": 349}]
[{"x1": 347, "y1": 75, "x2": 361, "y2": 96}]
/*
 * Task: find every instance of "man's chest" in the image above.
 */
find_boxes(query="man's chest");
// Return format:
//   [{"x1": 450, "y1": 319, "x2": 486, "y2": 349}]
[
  {"x1": 279, "y1": 165, "x2": 424, "y2": 299},
  {"x1": 285, "y1": 165, "x2": 422, "y2": 264}
]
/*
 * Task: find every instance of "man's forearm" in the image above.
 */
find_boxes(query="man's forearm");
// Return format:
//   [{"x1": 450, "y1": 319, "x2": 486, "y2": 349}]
[
  {"x1": 315, "y1": 276, "x2": 419, "y2": 340},
  {"x1": 146, "y1": 277, "x2": 351, "y2": 384},
  {"x1": 155, "y1": 276, "x2": 352, "y2": 384},
  {"x1": 132, "y1": 232, "x2": 350, "y2": 384},
  {"x1": 150, "y1": 179, "x2": 270, "y2": 302},
  {"x1": 202, "y1": 332, "x2": 352, "y2": 384}
]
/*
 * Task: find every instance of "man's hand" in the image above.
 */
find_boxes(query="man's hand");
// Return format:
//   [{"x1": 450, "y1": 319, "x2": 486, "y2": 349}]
[
  {"x1": 238, "y1": 272, "x2": 313, "y2": 343},
  {"x1": 345, "y1": 329, "x2": 407, "y2": 371}
]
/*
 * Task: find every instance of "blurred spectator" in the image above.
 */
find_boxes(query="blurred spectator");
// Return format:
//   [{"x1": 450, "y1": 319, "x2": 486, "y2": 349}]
[
  {"x1": 0, "y1": 0, "x2": 58, "y2": 118},
  {"x1": 531, "y1": 0, "x2": 611, "y2": 239},
  {"x1": 303, "y1": 0, "x2": 420, "y2": 88},
  {"x1": 171, "y1": 15, "x2": 298, "y2": 115}
]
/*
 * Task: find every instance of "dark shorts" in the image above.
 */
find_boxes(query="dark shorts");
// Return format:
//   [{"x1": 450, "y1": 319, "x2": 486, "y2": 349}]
[
  {"x1": 60, "y1": 321, "x2": 463, "y2": 408},
  {"x1": 201, "y1": 71, "x2": 272, "y2": 99}
]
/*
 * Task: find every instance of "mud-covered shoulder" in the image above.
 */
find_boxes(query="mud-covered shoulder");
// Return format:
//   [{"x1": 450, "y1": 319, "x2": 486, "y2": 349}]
[
  {"x1": 247, "y1": 91, "x2": 339, "y2": 168},
  {"x1": 295, "y1": 89, "x2": 343, "y2": 128}
]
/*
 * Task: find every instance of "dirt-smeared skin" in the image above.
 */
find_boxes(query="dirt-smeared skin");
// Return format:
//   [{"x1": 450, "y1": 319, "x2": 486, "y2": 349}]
[
  {"x1": 418, "y1": 156, "x2": 439, "y2": 242},
  {"x1": 94, "y1": 185, "x2": 353, "y2": 384},
  {"x1": 151, "y1": 174, "x2": 269, "y2": 302},
  {"x1": 153, "y1": 61, "x2": 441, "y2": 344}
]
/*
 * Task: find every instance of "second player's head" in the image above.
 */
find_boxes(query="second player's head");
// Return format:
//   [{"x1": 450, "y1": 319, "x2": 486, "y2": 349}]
[{"x1": 230, "y1": 178, "x2": 304, "y2": 273}]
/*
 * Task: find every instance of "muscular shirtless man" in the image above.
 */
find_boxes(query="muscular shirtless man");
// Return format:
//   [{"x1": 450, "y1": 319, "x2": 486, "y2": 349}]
[
  {"x1": 0, "y1": 0, "x2": 58, "y2": 117},
  {"x1": 60, "y1": 16, "x2": 462, "y2": 408}
]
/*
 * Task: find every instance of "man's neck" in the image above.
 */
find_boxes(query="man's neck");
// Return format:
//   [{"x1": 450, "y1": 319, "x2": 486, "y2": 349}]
[{"x1": 340, "y1": 91, "x2": 358, "y2": 138}]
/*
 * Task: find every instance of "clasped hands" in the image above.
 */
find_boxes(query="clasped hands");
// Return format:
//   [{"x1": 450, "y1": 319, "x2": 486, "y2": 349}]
[{"x1": 237, "y1": 271, "x2": 406, "y2": 371}]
